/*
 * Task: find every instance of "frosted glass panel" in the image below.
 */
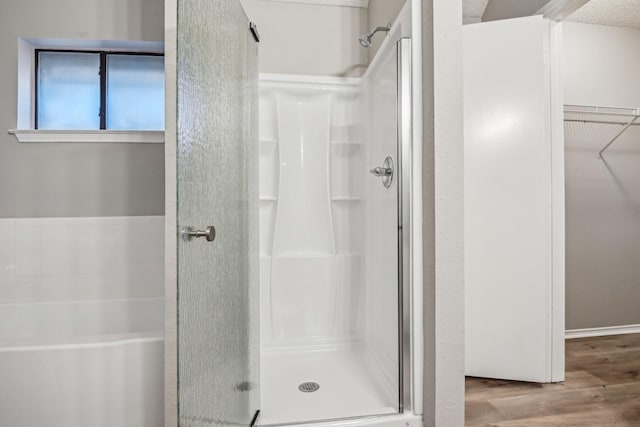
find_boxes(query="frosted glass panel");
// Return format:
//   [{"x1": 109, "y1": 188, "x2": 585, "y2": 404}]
[
  {"x1": 107, "y1": 55, "x2": 165, "y2": 130},
  {"x1": 176, "y1": 0, "x2": 259, "y2": 425},
  {"x1": 37, "y1": 52, "x2": 100, "y2": 130}
]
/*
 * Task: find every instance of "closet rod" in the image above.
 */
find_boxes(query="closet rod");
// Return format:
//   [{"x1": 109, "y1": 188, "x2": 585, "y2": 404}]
[{"x1": 598, "y1": 115, "x2": 640, "y2": 158}]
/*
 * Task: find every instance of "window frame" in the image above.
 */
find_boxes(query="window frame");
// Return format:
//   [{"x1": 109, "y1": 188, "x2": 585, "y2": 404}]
[{"x1": 34, "y1": 49, "x2": 165, "y2": 130}]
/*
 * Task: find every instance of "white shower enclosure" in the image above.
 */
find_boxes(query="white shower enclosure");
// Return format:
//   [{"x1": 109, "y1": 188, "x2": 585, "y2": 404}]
[{"x1": 166, "y1": 1, "x2": 419, "y2": 426}]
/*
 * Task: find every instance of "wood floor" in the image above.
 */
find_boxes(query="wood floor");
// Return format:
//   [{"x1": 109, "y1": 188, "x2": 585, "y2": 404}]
[{"x1": 465, "y1": 334, "x2": 640, "y2": 426}]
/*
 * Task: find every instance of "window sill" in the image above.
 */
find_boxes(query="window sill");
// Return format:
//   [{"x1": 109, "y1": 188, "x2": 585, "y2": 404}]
[{"x1": 8, "y1": 129, "x2": 164, "y2": 144}]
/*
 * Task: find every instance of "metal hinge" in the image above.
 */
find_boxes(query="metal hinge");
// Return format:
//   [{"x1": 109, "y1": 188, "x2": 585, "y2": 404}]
[
  {"x1": 250, "y1": 410, "x2": 261, "y2": 427},
  {"x1": 249, "y1": 22, "x2": 260, "y2": 43}
]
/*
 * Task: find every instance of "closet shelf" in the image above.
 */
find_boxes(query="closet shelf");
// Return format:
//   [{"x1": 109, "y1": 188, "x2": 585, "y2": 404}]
[{"x1": 564, "y1": 104, "x2": 640, "y2": 158}]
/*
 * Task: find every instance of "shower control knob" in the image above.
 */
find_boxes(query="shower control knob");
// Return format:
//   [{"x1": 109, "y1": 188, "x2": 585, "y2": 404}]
[
  {"x1": 370, "y1": 167, "x2": 392, "y2": 177},
  {"x1": 370, "y1": 156, "x2": 394, "y2": 189},
  {"x1": 182, "y1": 226, "x2": 216, "y2": 242}
]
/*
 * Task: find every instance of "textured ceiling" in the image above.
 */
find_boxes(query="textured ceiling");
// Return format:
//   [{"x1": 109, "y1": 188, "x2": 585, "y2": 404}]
[
  {"x1": 568, "y1": 0, "x2": 640, "y2": 28},
  {"x1": 464, "y1": 0, "x2": 491, "y2": 19}
]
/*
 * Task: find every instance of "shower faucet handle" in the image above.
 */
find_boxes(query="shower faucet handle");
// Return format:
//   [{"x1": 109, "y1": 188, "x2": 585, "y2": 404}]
[{"x1": 182, "y1": 226, "x2": 216, "y2": 242}]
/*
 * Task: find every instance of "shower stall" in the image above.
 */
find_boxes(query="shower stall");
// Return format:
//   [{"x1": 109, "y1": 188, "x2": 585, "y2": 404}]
[{"x1": 167, "y1": 1, "x2": 421, "y2": 426}]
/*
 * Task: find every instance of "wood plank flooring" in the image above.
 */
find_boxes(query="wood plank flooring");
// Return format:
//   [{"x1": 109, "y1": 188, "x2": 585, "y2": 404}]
[{"x1": 465, "y1": 334, "x2": 640, "y2": 426}]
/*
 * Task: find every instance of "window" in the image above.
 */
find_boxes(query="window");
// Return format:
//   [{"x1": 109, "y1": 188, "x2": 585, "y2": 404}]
[{"x1": 35, "y1": 50, "x2": 164, "y2": 131}]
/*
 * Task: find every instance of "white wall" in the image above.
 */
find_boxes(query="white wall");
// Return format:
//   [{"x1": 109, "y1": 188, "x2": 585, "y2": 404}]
[
  {"x1": 0, "y1": 217, "x2": 164, "y2": 343},
  {"x1": 564, "y1": 22, "x2": 640, "y2": 330},
  {"x1": 240, "y1": 0, "x2": 368, "y2": 76},
  {"x1": 564, "y1": 22, "x2": 640, "y2": 107},
  {"x1": 0, "y1": 0, "x2": 165, "y2": 218}
]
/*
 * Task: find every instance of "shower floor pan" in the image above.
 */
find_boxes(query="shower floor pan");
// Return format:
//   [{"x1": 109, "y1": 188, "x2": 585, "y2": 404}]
[{"x1": 259, "y1": 345, "x2": 396, "y2": 426}]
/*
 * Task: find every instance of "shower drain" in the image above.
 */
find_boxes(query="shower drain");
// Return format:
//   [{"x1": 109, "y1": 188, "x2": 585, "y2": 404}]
[{"x1": 298, "y1": 382, "x2": 320, "y2": 393}]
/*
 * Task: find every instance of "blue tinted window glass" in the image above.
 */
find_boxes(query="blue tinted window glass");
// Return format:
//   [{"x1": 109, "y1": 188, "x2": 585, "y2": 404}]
[
  {"x1": 106, "y1": 55, "x2": 165, "y2": 130},
  {"x1": 37, "y1": 52, "x2": 101, "y2": 130}
]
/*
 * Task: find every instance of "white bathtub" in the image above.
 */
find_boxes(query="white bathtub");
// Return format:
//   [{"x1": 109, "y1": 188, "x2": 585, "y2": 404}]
[{"x1": 0, "y1": 298, "x2": 164, "y2": 427}]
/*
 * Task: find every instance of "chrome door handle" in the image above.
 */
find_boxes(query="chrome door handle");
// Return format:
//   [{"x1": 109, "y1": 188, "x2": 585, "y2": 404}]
[
  {"x1": 182, "y1": 226, "x2": 216, "y2": 242},
  {"x1": 370, "y1": 156, "x2": 394, "y2": 188},
  {"x1": 370, "y1": 167, "x2": 393, "y2": 177}
]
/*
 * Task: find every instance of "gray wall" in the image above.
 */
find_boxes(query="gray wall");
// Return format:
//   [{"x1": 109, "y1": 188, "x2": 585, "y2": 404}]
[
  {"x1": 422, "y1": 0, "x2": 465, "y2": 424},
  {"x1": 481, "y1": 0, "x2": 549, "y2": 22},
  {"x1": 367, "y1": 0, "x2": 407, "y2": 61},
  {"x1": 564, "y1": 22, "x2": 640, "y2": 329},
  {"x1": 0, "y1": 0, "x2": 165, "y2": 218},
  {"x1": 239, "y1": 0, "x2": 408, "y2": 77},
  {"x1": 240, "y1": 0, "x2": 368, "y2": 76}
]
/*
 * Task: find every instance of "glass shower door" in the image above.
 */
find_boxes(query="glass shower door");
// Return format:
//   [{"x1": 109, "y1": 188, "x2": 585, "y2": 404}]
[{"x1": 176, "y1": 0, "x2": 259, "y2": 425}]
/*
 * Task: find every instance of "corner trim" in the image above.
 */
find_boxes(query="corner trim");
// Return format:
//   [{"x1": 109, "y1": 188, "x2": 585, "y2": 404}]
[
  {"x1": 566, "y1": 324, "x2": 640, "y2": 340},
  {"x1": 258, "y1": 0, "x2": 369, "y2": 8},
  {"x1": 8, "y1": 129, "x2": 164, "y2": 144},
  {"x1": 548, "y1": 19, "x2": 565, "y2": 384}
]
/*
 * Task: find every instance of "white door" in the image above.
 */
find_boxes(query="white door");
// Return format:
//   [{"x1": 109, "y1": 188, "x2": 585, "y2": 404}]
[{"x1": 464, "y1": 16, "x2": 565, "y2": 383}]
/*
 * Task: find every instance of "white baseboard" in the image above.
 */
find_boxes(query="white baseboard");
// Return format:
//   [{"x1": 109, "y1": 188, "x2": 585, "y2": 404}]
[{"x1": 565, "y1": 324, "x2": 640, "y2": 340}]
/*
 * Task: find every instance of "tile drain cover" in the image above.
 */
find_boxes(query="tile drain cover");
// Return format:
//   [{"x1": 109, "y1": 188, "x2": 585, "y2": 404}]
[{"x1": 298, "y1": 382, "x2": 320, "y2": 393}]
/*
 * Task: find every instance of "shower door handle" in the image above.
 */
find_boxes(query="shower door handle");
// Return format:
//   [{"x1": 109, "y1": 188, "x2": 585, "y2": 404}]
[
  {"x1": 370, "y1": 156, "x2": 394, "y2": 188},
  {"x1": 182, "y1": 226, "x2": 216, "y2": 242}
]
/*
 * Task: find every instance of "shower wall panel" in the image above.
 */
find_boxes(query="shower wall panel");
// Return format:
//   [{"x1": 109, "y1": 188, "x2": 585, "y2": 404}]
[
  {"x1": 362, "y1": 37, "x2": 401, "y2": 404},
  {"x1": 272, "y1": 92, "x2": 334, "y2": 256},
  {"x1": 259, "y1": 76, "x2": 365, "y2": 349}
]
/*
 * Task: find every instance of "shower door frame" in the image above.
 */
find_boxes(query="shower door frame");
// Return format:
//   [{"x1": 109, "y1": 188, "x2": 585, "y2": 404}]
[{"x1": 397, "y1": 37, "x2": 414, "y2": 414}]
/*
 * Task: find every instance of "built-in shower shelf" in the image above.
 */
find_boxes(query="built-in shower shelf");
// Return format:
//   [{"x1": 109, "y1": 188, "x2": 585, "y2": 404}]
[
  {"x1": 265, "y1": 252, "x2": 363, "y2": 259},
  {"x1": 260, "y1": 138, "x2": 278, "y2": 145},
  {"x1": 330, "y1": 141, "x2": 362, "y2": 146},
  {"x1": 260, "y1": 197, "x2": 277, "y2": 202},
  {"x1": 331, "y1": 197, "x2": 362, "y2": 201}
]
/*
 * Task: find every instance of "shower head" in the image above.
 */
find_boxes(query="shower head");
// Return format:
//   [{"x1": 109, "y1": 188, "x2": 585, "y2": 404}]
[
  {"x1": 359, "y1": 34, "x2": 372, "y2": 48},
  {"x1": 358, "y1": 24, "x2": 391, "y2": 48}
]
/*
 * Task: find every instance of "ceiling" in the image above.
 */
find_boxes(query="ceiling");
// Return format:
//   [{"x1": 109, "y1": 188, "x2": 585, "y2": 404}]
[
  {"x1": 463, "y1": 0, "x2": 490, "y2": 22},
  {"x1": 567, "y1": 0, "x2": 640, "y2": 29},
  {"x1": 481, "y1": 0, "x2": 550, "y2": 22},
  {"x1": 464, "y1": 0, "x2": 640, "y2": 29}
]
